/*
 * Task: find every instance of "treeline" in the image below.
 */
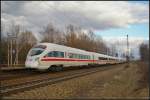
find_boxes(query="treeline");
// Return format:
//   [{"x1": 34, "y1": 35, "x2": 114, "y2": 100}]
[
  {"x1": 139, "y1": 43, "x2": 149, "y2": 61},
  {"x1": 1, "y1": 23, "x2": 111, "y2": 64},
  {"x1": 41, "y1": 24, "x2": 108, "y2": 53},
  {"x1": 138, "y1": 42, "x2": 149, "y2": 89},
  {"x1": 1, "y1": 30, "x2": 36, "y2": 64}
]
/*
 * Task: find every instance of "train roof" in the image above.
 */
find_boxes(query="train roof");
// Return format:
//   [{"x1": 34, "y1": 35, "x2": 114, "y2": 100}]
[
  {"x1": 36, "y1": 43, "x2": 125, "y2": 60},
  {"x1": 37, "y1": 42, "x2": 90, "y2": 55}
]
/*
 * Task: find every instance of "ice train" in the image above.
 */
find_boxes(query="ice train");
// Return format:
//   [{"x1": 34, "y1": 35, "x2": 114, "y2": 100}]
[{"x1": 25, "y1": 43, "x2": 125, "y2": 71}]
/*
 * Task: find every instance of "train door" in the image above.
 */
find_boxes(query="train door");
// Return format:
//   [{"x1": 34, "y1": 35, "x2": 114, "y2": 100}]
[{"x1": 92, "y1": 54, "x2": 94, "y2": 64}]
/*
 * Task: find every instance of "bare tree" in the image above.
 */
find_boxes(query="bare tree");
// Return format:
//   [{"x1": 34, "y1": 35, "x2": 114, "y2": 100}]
[
  {"x1": 41, "y1": 23, "x2": 56, "y2": 43},
  {"x1": 139, "y1": 43, "x2": 149, "y2": 61},
  {"x1": 15, "y1": 30, "x2": 37, "y2": 63},
  {"x1": 65, "y1": 24, "x2": 78, "y2": 48},
  {"x1": 77, "y1": 32, "x2": 91, "y2": 50},
  {"x1": 108, "y1": 44, "x2": 115, "y2": 56},
  {"x1": 94, "y1": 37, "x2": 108, "y2": 54},
  {"x1": 64, "y1": 25, "x2": 109, "y2": 54},
  {"x1": 8, "y1": 22, "x2": 37, "y2": 64}
]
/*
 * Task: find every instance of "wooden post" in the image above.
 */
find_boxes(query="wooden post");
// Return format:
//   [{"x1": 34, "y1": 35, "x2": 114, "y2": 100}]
[
  {"x1": 16, "y1": 38, "x2": 18, "y2": 65},
  {"x1": 10, "y1": 39, "x2": 12, "y2": 67},
  {"x1": 8, "y1": 38, "x2": 9, "y2": 67},
  {"x1": 127, "y1": 34, "x2": 129, "y2": 62}
]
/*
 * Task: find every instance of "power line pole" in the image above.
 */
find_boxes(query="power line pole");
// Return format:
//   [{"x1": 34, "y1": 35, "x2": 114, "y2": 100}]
[
  {"x1": 7, "y1": 37, "x2": 10, "y2": 67},
  {"x1": 126, "y1": 34, "x2": 129, "y2": 62},
  {"x1": 10, "y1": 39, "x2": 12, "y2": 66},
  {"x1": 16, "y1": 38, "x2": 18, "y2": 65}
]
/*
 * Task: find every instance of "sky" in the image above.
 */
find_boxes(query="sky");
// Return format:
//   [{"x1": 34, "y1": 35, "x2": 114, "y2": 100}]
[
  {"x1": 1, "y1": 1, "x2": 149, "y2": 59},
  {"x1": 95, "y1": 23, "x2": 149, "y2": 39}
]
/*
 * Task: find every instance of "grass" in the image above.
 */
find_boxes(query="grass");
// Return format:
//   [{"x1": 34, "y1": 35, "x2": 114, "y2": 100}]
[{"x1": 100, "y1": 61, "x2": 149, "y2": 99}]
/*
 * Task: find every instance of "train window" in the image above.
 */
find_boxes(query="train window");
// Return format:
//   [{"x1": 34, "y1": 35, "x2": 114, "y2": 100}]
[
  {"x1": 84, "y1": 55, "x2": 86, "y2": 59},
  {"x1": 86, "y1": 55, "x2": 89, "y2": 59},
  {"x1": 60, "y1": 52, "x2": 64, "y2": 57},
  {"x1": 112, "y1": 59, "x2": 115, "y2": 60},
  {"x1": 83, "y1": 55, "x2": 84, "y2": 59},
  {"x1": 98, "y1": 57, "x2": 107, "y2": 60},
  {"x1": 109, "y1": 58, "x2": 115, "y2": 60},
  {"x1": 81, "y1": 55, "x2": 83, "y2": 59},
  {"x1": 47, "y1": 51, "x2": 64, "y2": 58},
  {"x1": 69, "y1": 53, "x2": 74, "y2": 58},
  {"x1": 74, "y1": 54, "x2": 77, "y2": 58},
  {"x1": 83, "y1": 55, "x2": 85, "y2": 59},
  {"x1": 68, "y1": 53, "x2": 90, "y2": 59},
  {"x1": 47, "y1": 52, "x2": 53, "y2": 57},
  {"x1": 84, "y1": 55, "x2": 87, "y2": 59},
  {"x1": 78, "y1": 55, "x2": 81, "y2": 59},
  {"x1": 69, "y1": 53, "x2": 73, "y2": 58},
  {"x1": 72, "y1": 54, "x2": 76, "y2": 58},
  {"x1": 69, "y1": 53, "x2": 79, "y2": 59},
  {"x1": 88, "y1": 56, "x2": 91, "y2": 59},
  {"x1": 82, "y1": 55, "x2": 84, "y2": 59},
  {"x1": 77, "y1": 54, "x2": 79, "y2": 58},
  {"x1": 78, "y1": 55, "x2": 80, "y2": 58},
  {"x1": 53, "y1": 51, "x2": 58, "y2": 57}
]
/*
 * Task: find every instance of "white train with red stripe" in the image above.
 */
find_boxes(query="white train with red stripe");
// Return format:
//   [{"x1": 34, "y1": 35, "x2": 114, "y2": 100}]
[{"x1": 25, "y1": 43, "x2": 125, "y2": 70}]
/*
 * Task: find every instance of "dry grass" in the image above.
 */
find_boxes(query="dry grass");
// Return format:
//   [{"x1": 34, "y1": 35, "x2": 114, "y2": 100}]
[
  {"x1": 136, "y1": 61, "x2": 149, "y2": 88},
  {"x1": 99, "y1": 62, "x2": 149, "y2": 99}
]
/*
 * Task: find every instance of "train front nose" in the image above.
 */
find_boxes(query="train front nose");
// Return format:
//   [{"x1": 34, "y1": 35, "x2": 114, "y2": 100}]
[{"x1": 25, "y1": 57, "x2": 39, "y2": 68}]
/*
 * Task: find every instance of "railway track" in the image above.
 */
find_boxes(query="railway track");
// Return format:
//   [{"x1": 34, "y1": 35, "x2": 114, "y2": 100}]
[
  {"x1": 0, "y1": 69, "x2": 40, "y2": 81},
  {"x1": 1, "y1": 63, "x2": 123, "y2": 81},
  {"x1": 0, "y1": 66, "x2": 93, "y2": 81},
  {"x1": 1, "y1": 63, "x2": 125, "y2": 96},
  {"x1": 0, "y1": 66, "x2": 97, "y2": 81}
]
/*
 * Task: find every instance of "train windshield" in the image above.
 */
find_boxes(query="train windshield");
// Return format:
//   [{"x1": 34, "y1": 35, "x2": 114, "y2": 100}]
[
  {"x1": 29, "y1": 45, "x2": 46, "y2": 56},
  {"x1": 29, "y1": 49, "x2": 44, "y2": 56}
]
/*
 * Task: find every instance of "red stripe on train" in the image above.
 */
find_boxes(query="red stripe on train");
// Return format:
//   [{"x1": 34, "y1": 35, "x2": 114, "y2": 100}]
[{"x1": 41, "y1": 58, "x2": 97, "y2": 62}]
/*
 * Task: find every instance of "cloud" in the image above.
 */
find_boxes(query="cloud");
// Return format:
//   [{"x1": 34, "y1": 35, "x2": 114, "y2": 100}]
[
  {"x1": 1, "y1": 1, "x2": 149, "y2": 29},
  {"x1": 1, "y1": 1, "x2": 149, "y2": 41}
]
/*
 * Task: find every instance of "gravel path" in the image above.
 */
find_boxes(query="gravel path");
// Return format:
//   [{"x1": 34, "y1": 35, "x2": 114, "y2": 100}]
[{"x1": 3, "y1": 64, "x2": 127, "y2": 99}]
